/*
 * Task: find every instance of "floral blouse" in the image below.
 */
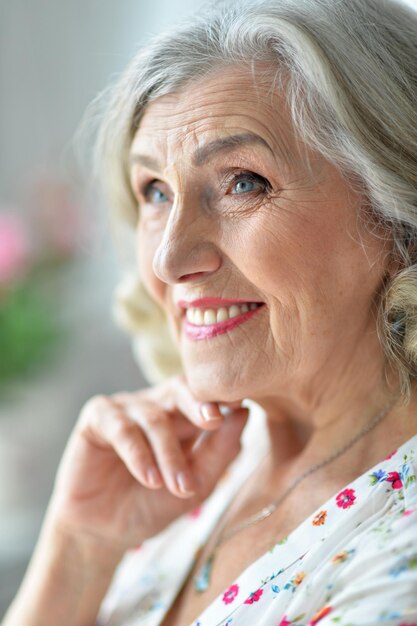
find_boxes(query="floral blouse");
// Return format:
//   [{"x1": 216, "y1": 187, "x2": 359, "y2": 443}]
[{"x1": 97, "y1": 401, "x2": 417, "y2": 626}]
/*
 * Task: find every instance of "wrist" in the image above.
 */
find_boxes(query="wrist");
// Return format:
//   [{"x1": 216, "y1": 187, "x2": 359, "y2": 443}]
[
  {"x1": 3, "y1": 509, "x2": 124, "y2": 626},
  {"x1": 42, "y1": 506, "x2": 125, "y2": 574}
]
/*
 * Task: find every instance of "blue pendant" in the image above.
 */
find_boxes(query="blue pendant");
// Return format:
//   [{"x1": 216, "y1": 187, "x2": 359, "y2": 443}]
[{"x1": 193, "y1": 555, "x2": 214, "y2": 593}]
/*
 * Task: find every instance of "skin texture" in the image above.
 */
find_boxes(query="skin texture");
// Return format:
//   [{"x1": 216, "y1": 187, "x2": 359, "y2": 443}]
[
  {"x1": 127, "y1": 66, "x2": 417, "y2": 625},
  {"x1": 130, "y1": 63, "x2": 417, "y2": 477},
  {"x1": 4, "y1": 63, "x2": 417, "y2": 626}
]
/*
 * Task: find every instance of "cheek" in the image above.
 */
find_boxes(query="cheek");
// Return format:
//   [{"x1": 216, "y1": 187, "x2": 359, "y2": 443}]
[
  {"x1": 245, "y1": 209, "x2": 386, "y2": 325},
  {"x1": 137, "y1": 225, "x2": 166, "y2": 307},
  {"x1": 229, "y1": 206, "x2": 355, "y2": 313},
  {"x1": 227, "y1": 214, "x2": 321, "y2": 291}
]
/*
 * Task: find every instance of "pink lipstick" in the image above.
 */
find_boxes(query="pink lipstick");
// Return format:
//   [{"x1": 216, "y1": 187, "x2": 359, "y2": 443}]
[{"x1": 182, "y1": 302, "x2": 265, "y2": 340}]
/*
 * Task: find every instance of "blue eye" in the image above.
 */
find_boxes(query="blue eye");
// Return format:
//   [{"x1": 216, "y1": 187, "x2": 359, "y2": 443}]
[
  {"x1": 233, "y1": 179, "x2": 256, "y2": 194},
  {"x1": 144, "y1": 182, "x2": 169, "y2": 204},
  {"x1": 230, "y1": 173, "x2": 269, "y2": 195}
]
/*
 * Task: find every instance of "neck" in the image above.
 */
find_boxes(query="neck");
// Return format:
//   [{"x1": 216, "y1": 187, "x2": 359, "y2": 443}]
[{"x1": 255, "y1": 377, "x2": 416, "y2": 481}]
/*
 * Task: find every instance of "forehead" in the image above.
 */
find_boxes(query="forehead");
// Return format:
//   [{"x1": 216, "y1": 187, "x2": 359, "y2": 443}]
[{"x1": 130, "y1": 64, "x2": 299, "y2": 166}]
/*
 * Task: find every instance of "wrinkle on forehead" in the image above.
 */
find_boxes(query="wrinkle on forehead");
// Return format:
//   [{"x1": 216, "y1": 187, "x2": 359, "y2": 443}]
[{"x1": 131, "y1": 64, "x2": 308, "y2": 176}]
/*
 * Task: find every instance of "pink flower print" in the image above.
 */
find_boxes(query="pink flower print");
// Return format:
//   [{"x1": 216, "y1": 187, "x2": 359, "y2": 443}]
[
  {"x1": 402, "y1": 508, "x2": 416, "y2": 517},
  {"x1": 279, "y1": 618, "x2": 291, "y2": 626},
  {"x1": 312, "y1": 510, "x2": 327, "y2": 526},
  {"x1": 309, "y1": 605, "x2": 332, "y2": 624},
  {"x1": 386, "y1": 449, "x2": 397, "y2": 460},
  {"x1": 244, "y1": 588, "x2": 263, "y2": 604},
  {"x1": 336, "y1": 488, "x2": 356, "y2": 509},
  {"x1": 222, "y1": 584, "x2": 239, "y2": 605},
  {"x1": 386, "y1": 471, "x2": 403, "y2": 489}
]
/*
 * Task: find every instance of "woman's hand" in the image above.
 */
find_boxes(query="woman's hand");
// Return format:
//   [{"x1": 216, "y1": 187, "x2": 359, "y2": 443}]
[{"x1": 47, "y1": 374, "x2": 249, "y2": 552}]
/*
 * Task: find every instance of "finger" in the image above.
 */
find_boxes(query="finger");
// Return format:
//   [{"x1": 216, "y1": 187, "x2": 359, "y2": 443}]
[
  {"x1": 158, "y1": 374, "x2": 246, "y2": 431},
  {"x1": 188, "y1": 404, "x2": 249, "y2": 453},
  {"x1": 82, "y1": 396, "x2": 164, "y2": 490},
  {"x1": 111, "y1": 379, "x2": 246, "y2": 434},
  {"x1": 110, "y1": 389, "x2": 197, "y2": 440},
  {"x1": 138, "y1": 411, "x2": 197, "y2": 499},
  {"x1": 191, "y1": 407, "x2": 250, "y2": 494},
  {"x1": 199, "y1": 402, "x2": 225, "y2": 423},
  {"x1": 111, "y1": 386, "x2": 215, "y2": 433}
]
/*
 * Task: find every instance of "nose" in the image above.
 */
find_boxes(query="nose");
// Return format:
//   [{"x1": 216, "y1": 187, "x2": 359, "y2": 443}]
[{"x1": 152, "y1": 195, "x2": 222, "y2": 284}]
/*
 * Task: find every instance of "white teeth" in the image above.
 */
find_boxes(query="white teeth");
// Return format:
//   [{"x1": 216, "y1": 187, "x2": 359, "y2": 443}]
[
  {"x1": 229, "y1": 305, "x2": 240, "y2": 318},
  {"x1": 217, "y1": 307, "x2": 229, "y2": 322},
  {"x1": 194, "y1": 309, "x2": 204, "y2": 325},
  {"x1": 204, "y1": 309, "x2": 217, "y2": 325},
  {"x1": 186, "y1": 302, "x2": 261, "y2": 326}
]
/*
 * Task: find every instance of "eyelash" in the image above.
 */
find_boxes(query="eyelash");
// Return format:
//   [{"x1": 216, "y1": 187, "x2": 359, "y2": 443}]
[
  {"x1": 139, "y1": 170, "x2": 272, "y2": 205},
  {"x1": 227, "y1": 171, "x2": 272, "y2": 195},
  {"x1": 142, "y1": 181, "x2": 169, "y2": 204}
]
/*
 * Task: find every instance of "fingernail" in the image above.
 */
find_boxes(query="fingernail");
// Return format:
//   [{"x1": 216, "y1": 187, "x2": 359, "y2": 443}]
[
  {"x1": 147, "y1": 467, "x2": 162, "y2": 487},
  {"x1": 176, "y1": 471, "x2": 195, "y2": 495},
  {"x1": 200, "y1": 402, "x2": 222, "y2": 421}
]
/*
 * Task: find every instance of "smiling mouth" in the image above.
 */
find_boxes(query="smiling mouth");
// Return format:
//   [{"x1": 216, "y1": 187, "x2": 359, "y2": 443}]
[{"x1": 183, "y1": 302, "x2": 265, "y2": 340}]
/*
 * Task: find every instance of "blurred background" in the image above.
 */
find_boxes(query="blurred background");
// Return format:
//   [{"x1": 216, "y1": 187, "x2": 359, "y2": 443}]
[
  {"x1": 0, "y1": 0, "x2": 206, "y2": 615},
  {"x1": 1, "y1": 0, "x2": 417, "y2": 617}
]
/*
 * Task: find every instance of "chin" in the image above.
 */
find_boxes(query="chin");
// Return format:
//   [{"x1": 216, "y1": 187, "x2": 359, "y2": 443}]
[{"x1": 183, "y1": 363, "x2": 250, "y2": 404}]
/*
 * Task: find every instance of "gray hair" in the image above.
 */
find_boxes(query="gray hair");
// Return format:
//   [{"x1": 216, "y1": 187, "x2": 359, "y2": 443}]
[{"x1": 94, "y1": 0, "x2": 417, "y2": 398}]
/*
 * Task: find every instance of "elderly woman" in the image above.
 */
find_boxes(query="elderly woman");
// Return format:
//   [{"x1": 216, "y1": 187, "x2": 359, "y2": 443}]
[{"x1": 3, "y1": 0, "x2": 417, "y2": 624}]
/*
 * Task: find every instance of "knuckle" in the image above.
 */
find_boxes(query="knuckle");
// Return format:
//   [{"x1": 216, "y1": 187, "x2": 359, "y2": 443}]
[
  {"x1": 146, "y1": 411, "x2": 169, "y2": 428},
  {"x1": 87, "y1": 393, "x2": 111, "y2": 413},
  {"x1": 111, "y1": 415, "x2": 137, "y2": 441},
  {"x1": 78, "y1": 394, "x2": 112, "y2": 427}
]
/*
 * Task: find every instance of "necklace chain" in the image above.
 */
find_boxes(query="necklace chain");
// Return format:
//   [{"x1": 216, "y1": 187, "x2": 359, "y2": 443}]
[{"x1": 193, "y1": 394, "x2": 400, "y2": 593}]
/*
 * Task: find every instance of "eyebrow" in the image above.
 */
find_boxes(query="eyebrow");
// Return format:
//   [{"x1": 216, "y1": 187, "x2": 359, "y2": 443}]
[
  {"x1": 193, "y1": 132, "x2": 274, "y2": 165},
  {"x1": 129, "y1": 132, "x2": 275, "y2": 172}
]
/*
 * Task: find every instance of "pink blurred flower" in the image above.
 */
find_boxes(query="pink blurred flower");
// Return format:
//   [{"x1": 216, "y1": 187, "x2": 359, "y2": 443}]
[
  {"x1": 29, "y1": 176, "x2": 85, "y2": 260},
  {"x1": 0, "y1": 212, "x2": 32, "y2": 285}
]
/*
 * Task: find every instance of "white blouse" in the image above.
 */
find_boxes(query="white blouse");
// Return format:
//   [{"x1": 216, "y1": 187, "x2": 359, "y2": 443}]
[{"x1": 96, "y1": 401, "x2": 417, "y2": 626}]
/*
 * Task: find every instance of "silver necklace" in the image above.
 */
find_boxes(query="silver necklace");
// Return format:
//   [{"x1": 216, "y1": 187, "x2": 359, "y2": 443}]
[{"x1": 193, "y1": 394, "x2": 399, "y2": 593}]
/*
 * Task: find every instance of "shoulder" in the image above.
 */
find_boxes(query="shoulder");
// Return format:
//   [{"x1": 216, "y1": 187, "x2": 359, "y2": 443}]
[{"x1": 295, "y1": 443, "x2": 417, "y2": 626}]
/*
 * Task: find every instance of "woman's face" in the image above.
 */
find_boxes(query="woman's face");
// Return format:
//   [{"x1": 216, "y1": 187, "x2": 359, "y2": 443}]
[{"x1": 129, "y1": 65, "x2": 392, "y2": 407}]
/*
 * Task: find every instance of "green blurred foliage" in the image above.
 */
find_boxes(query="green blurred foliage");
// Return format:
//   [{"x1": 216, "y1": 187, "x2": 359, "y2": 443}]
[{"x1": 0, "y1": 267, "x2": 69, "y2": 401}]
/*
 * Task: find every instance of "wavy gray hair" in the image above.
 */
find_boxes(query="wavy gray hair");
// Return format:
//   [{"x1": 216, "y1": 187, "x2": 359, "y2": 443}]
[{"x1": 94, "y1": 0, "x2": 417, "y2": 398}]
